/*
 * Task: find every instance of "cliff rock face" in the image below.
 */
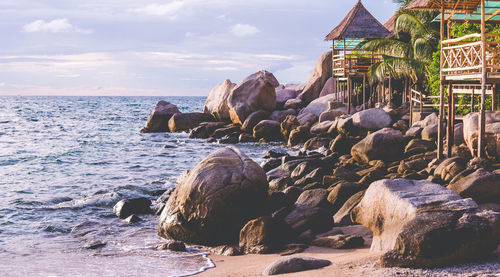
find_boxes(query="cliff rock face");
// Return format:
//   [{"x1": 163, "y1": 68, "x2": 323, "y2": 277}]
[
  {"x1": 228, "y1": 70, "x2": 278, "y2": 125},
  {"x1": 158, "y1": 146, "x2": 268, "y2": 245},
  {"x1": 204, "y1": 79, "x2": 236, "y2": 121},
  {"x1": 352, "y1": 179, "x2": 500, "y2": 268},
  {"x1": 298, "y1": 51, "x2": 332, "y2": 105}
]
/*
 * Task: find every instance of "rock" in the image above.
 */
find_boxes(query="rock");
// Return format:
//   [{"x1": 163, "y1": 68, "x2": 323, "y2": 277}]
[
  {"x1": 421, "y1": 124, "x2": 438, "y2": 141},
  {"x1": 84, "y1": 240, "x2": 106, "y2": 250},
  {"x1": 351, "y1": 128, "x2": 404, "y2": 163},
  {"x1": 279, "y1": 244, "x2": 308, "y2": 256},
  {"x1": 303, "y1": 137, "x2": 330, "y2": 151},
  {"x1": 351, "y1": 108, "x2": 392, "y2": 131},
  {"x1": 210, "y1": 245, "x2": 242, "y2": 256},
  {"x1": 319, "y1": 77, "x2": 335, "y2": 97},
  {"x1": 284, "y1": 99, "x2": 304, "y2": 110},
  {"x1": 434, "y1": 157, "x2": 466, "y2": 183},
  {"x1": 319, "y1": 110, "x2": 344, "y2": 123},
  {"x1": 158, "y1": 147, "x2": 268, "y2": 245},
  {"x1": 298, "y1": 51, "x2": 333, "y2": 104},
  {"x1": 352, "y1": 179, "x2": 500, "y2": 268},
  {"x1": 156, "y1": 241, "x2": 187, "y2": 252},
  {"x1": 239, "y1": 133, "x2": 258, "y2": 143},
  {"x1": 253, "y1": 120, "x2": 282, "y2": 141},
  {"x1": 189, "y1": 122, "x2": 226, "y2": 139},
  {"x1": 404, "y1": 139, "x2": 436, "y2": 156},
  {"x1": 228, "y1": 71, "x2": 278, "y2": 124},
  {"x1": 447, "y1": 168, "x2": 500, "y2": 204},
  {"x1": 262, "y1": 257, "x2": 331, "y2": 276},
  {"x1": 463, "y1": 111, "x2": 500, "y2": 158},
  {"x1": 299, "y1": 94, "x2": 336, "y2": 117},
  {"x1": 262, "y1": 158, "x2": 282, "y2": 173},
  {"x1": 337, "y1": 116, "x2": 353, "y2": 135},
  {"x1": 405, "y1": 126, "x2": 423, "y2": 138},
  {"x1": 281, "y1": 115, "x2": 301, "y2": 141},
  {"x1": 454, "y1": 123, "x2": 464, "y2": 146},
  {"x1": 168, "y1": 113, "x2": 215, "y2": 132},
  {"x1": 113, "y1": 198, "x2": 151, "y2": 219},
  {"x1": 295, "y1": 189, "x2": 331, "y2": 210},
  {"x1": 288, "y1": 126, "x2": 311, "y2": 147},
  {"x1": 219, "y1": 135, "x2": 239, "y2": 144},
  {"x1": 413, "y1": 112, "x2": 438, "y2": 128},
  {"x1": 269, "y1": 177, "x2": 293, "y2": 193},
  {"x1": 239, "y1": 216, "x2": 292, "y2": 254},
  {"x1": 203, "y1": 79, "x2": 236, "y2": 121},
  {"x1": 276, "y1": 89, "x2": 300, "y2": 108},
  {"x1": 310, "y1": 121, "x2": 335, "y2": 135},
  {"x1": 333, "y1": 191, "x2": 365, "y2": 226},
  {"x1": 327, "y1": 182, "x2": 366, "y2": 215},
  {"x1": 211, "y1": 124, "x2": 241, "y2": 139},
  {"x1": 318, "y1": 225, "x2": 373, "y2": 246},
  {"x1": 283, "y1": 186, "x2": 303, "y2": 203},
  {"x1": 141, "y1": 101, "x2": 181, "y2": 133},
  {"x1": 269, "y1": 109, "x2": 297, "y2": 123},
  {"x1": 297, "y1": 112, "x2": 319, "y2": 129},
  {"x1": 311, "y1": 234, "x2": 364, "y2": 249},
  {"x1": 125, "y1": 214, "x2": 142, "y2": 223},
  {"x1": 241, "y1": 110, "x2": 270, "y2": 133},
  {"x1": 284, "y1": 205, "x2": 333, "y2": 235}
]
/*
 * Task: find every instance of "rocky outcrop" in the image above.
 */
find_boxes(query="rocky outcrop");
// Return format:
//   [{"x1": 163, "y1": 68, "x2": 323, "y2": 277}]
[
  {"x1": 351, "y1": 108, "x2": 392, "y2": 131},
  {"x1": 447, "y1": 169, "x2": 500, "y2": 204},
  {"x1": 262, "y1": 257, "x2": 331, "y2": 276},
  {"x1": 239, "y1": 216, "x2": 291, "y2": 254},
  {"x1": 204, "y1": 79, "x2": 236, "y2": 121},
  {"x1": 158, "y1": 147, "x2": 268, "y2": 245},
  {"x1": 168, "y1": 113, "x2": 214, "y2": 132},
  {"x1": 319, "y1": 77, "x2": 335, "y2": 97},
  {"x1": 311, "y1": 234, "x2": 364, "y2": 249},
  {"x1": 228, "y1": 71, "x2": 278, "y2": 124},
  {"x1": 352, "y1": 179, "x2": 500, "y2": 268},
  {"x1": 298, "y1": 51, "x2": 333, "y2": 104},
  {"x1": 351, "y1": 128, "x2": 405, "y2": 163},
  {"x1": 276, "y1": 89, "x2": 300, "y2": 108},
  {"x1": 141, "y1": 101, "x2": 181, "y2": 133}
]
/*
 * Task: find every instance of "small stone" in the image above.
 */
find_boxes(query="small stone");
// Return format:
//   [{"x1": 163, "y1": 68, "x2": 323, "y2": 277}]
[
  {"x1": 262, "y1": 257, "x2": 331, "y2": 275},
  {"x1": 125, "y1": 214, "x2": 142, "y2": 223}
]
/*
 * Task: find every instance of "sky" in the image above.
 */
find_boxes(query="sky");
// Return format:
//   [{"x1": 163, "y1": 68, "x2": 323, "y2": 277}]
[{"x1": 0, "y1": 0, "x2": 399, "y2": 96}]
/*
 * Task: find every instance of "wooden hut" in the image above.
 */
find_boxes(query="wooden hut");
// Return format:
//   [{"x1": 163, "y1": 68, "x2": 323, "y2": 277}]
[
  {"x1": 407, "y1": 0, "x2": 500, "y2": 160},
  {"x1": 325, "y1": 0, "x2": 390, "y2": 113}
]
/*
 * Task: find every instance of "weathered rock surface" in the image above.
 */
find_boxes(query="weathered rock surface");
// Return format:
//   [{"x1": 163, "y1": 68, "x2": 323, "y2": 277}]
[
  {"x1": 158, "y1": 147, "x2": 268, "y2": 245},
  {"x1": 295, "y1": 189, "x2": 331, "y2": 210},
  {"x1": 241, "y1": 110, "x2": 270, "y2": 133},
  {"x1": 352, "y1": 179, "x2": 500, "y2": 268},
  {"x1": 319, "y1": 77, "x2": 335, "y2": 97},
  {"x1": 351, "y1": 128, "x2": 404, "y2": 163},
  {"x1": 284, "y1": 205, "x2": 333, "y2": 236},
  {"x1": 311, "y1": 234, "x2": 364, "y2": 249},
  {"x1": 333, "y1": 191, "x2": 365, "y2": 226},
  {"x1": 463, "y1": 111, "x2": 500, "y2": 159},
  {"x1": 447, "y1": 168, "x2": 500, "y2": 204},
  {"x1": 141, "y1": 101, "x2": 181, "y2": 133},
  {"x1": 276, "y1": 89, "x2": 300, "y2": 108},
  {"x1": 299, "y1": 94, "x2": 336, "y2": 117},
  {"x1": 328, "y1": 182, "x2": 366, "y2": 215},
  {"x1": 113, "y1": 198, "x2": 151, "y2": 219},
  {"x1": 239, "y1": 216, "x2": 291, "y2": 254},
  {"x1": 168, "y1": 113, "x2": 214, "y2": 132},
  {"x1": 253, "y1": 120, "x2": 282, "y2": 141},
  {"x1": 284, "y1": 99, "x2": 304, "y2": 110},
  {"x1": 298, "y1": 51, "x2": 333, "y2": 105},
  {"x1": 351, "y1": 108, "x2": 392, "y2": 131},
  {"x1": 204, "y1": 79, "x2": 236, "y2": 121},
  {"x1": 262, "y1": 257, "x2": 331, "y2": 276},
  {"x1": 228, "y1": 71, "x2": 278, "y2": 124},
  {"x1": 269, "y1": 109, "x2": 296, "y2": 123}
]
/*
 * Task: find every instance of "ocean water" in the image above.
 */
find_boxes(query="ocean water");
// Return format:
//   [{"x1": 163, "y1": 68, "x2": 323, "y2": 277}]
[{"x1": 0, "y1": 96, "x2": 276, "y2": 276}]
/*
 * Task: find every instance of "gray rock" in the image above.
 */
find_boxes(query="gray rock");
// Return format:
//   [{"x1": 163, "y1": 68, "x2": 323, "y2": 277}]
[
  {"x1": 241, "y1": 110, "x2": 270, "y2": 133},
  {"x1": 168, "y1": 112, "x2": 215, "y2": 132},
  {"x1": 262, "y1": 257, "x2": 331, "y2": 275},
  {"x1": 295, "y1": 189, "x2": 331, "y2": 210},
  {"x1": 203, "y1": 79, "x2": 236, "y2": 121},
  {"x1": 239, "y1": 216, "x2": 292, "y2": 254},
  {"x1": 253, "y1": 120, "x2": 282, "y2": 141},
  {"x1": 351, "y1": 108, "x2": 392, "y2": 131},
  {"x1": 298, "y1": 51, "x2": 332, "y2": 105},
  {"x1": 351, "y1": 128, "x2": 404, "y2": 163},
  {"x1": 113, "y1": 198, "x2": 151, "y2": 219},
  {"x1": 311, "y1": 234, "x2": 364, "y2": 249},
  {"x1": 141, "y1": 101, "x2": 181, "y2": 133},
  {"x1": 447, "y1": 168, "x2": 500, "y2": 204}
]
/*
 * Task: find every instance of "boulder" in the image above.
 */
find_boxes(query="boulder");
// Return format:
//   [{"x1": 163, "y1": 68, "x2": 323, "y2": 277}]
[
  {"x1": 281, "y1": 115, "x2": 300, "y2": 140},
  {"x1": 413, "y1": 112, "x2": 438, "y2": 128},
  {"x1": 352, "y1": 179, "x2": 500, "y2": 268},
  {"x1": 319, "y1": 110, "x2": 344, "y2": 123},
  {"x1": 158, "y1": 147, "x2": 268, "y2": 245},
  {"x1": 141, "y1": 101, "x2": 181, "y2": 133},
  {"x1": 189, "y1": 122, "x2": 226, "y2": 139},
  {"x1": 405, "y1": 126, "x2": 423, "y2": 138},
  {"x1": 319, "y1": 77, "x2": 335, "y2": 97},
  {"x1": 333, "y1": 191, "x2": 365, "y2": 226},
  {"x1": 269, "y1": 109, "x2": 297, "y2": 123},
  {"x1": 303, "y1": 137, "x2": 330, "y2": 151},
  {"x1": 113, "y1": 198, "x2": 152, "y2": 219},
  {"x1": 421, "y1": 124, "x2": 438, "y2": 141},
  {"x1": 298, "y1": 51, "x2": 333, "y2": 104},
  {"x1": 310, "y1": 121, "x2": 335, "y2": 135},
  {"x1": 228, "y1": 71, "x2": 277, "y2": 124},
  {"x1": 327, "y1": 182, "x2": 366, "y2": 215},
  {"x1": 454, "y1": 123, "x2": 464, "y2": 146},
  {"x1": 288, "y1": 126, "x2": 311, "y2": 147},
  {"x1": 295, "y1": 189, "x2": 331, "y2": 210},
  {"x1": 276, "y1": 89, "x2": 300, "y2": 108},
  {"x1": 262, "y1": 257, "x2": 331, "y2": 276},
  {"x1": 203, "y1": 79, "x2": 236, "y2": 121},
  {"x1": 311, "y1": 234, "x2": 364, "y2": 249},
  {"x1": 463, "y1": 111, "x2": 500, "y2": 159},
  {"x1": 351, "y1": 128, "x2": 405, "y2": 163},
  {"x1": 351, "y1": 108, "x2": 392, "y2": 131},
  {"x1": 239, "y1": 216, "x2": 292, "y2": 254},
  {"x1": 329, "y1": 134, "x2": 349, "y2": 155},
  {"x1": 297, "y1": 112, "x2": 318, "y2": 129},
  {"x1": 447, "y1": 169, "x2": 500, "y2": 204},
  {"x1": 241, "y1": 110, "x2": 270, "y2": 133},
  {"x1": 253, "y1": 120, "x2": 282, "y2": 141},
  {"x1": 404, "y1": 139, "x2": 436, "y2": 156},
  {"x1": 284, "y1": 205, "x2": 333, "y2": 235},
  {"x1": 241, "y1": 70, "x2": 279, "y2": 87},
  {"x1": 299, "y1": 94, "x2": 337, "y2": 117},
  {"x1": 284, "y1": 99, "x2": 304, "y2": 110},
  {"x1": 168, "y1": 113, "x2": 214, "y2": 132}
]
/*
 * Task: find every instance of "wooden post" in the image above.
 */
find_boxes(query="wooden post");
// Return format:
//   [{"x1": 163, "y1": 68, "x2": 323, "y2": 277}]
[
  {"x1": 447, "y1": 82, "x2": 453, "y2": 157},
  {"x1": 409, "y1": 87, "x2": 414, "y2": 126},
  {"x1": 420, "y1": 91, "x2": 423, "y2": 113},
  {"x1": 471, "y1": 87, "x2": 475, "y2": 112},
  {"x1": 492, "y1": 84, "x2": 497, "y2": 111},
  {"x1": 363, "y1": 74, "x2": 366, "y2": 110},
  {"x1": 348, "y1": 77, "x2": 352, "y2": 114},
  {"x1": 437, "y1": 6, "x2": 446, "y2": 160},
  {"x1": 478, "y1": 0, "x2": 487, "y2": 158},
  {"x1": 382, "y1": 80, "x2": 386, "y2": 103},
  {"x1": 451, "y1": 87, "x2": 456, "y2": 150},
  {"x1": 388, "y1": 76, "x2": 392, "y2": 104}
]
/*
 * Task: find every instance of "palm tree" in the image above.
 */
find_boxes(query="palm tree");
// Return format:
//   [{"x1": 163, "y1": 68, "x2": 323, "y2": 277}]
[{"x1": 359, "y1": 6, "x2": 439, "y2": 86}]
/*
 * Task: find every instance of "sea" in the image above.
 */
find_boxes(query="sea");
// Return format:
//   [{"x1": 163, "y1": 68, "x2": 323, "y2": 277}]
[{"x1": 0, "y1": 96, "x2": 278, "y2": 277}]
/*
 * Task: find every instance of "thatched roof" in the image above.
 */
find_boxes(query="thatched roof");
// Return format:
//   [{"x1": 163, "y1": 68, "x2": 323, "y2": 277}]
[
  {"x1": 325, "y1": 0, "x2": 390, "y2": 41},
  {"x1": 384, "y1": 14, "x2": 396, "y2": 34},
  {"x1": 406, "y1": 0, "x2": 481, "y2": 12}
]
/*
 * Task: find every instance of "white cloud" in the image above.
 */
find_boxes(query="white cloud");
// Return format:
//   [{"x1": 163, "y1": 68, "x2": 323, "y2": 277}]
[
  {"x1": 0, "y1": 82, "x2": 5, "y2": 87},
  {"x1": 22, "y1": 18, "x2": 92, "y2": 34},
  {"x1": 131, "y1": 2, "x2": 184, "y2": 17},
  {"x1": 230, "y1": 24, "x2": 259, "y2": 37}
]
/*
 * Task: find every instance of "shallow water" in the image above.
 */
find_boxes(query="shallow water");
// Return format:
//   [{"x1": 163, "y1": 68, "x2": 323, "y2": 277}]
[{"x1": 0, "y1": 96, "x2": 277, "y2": 276}]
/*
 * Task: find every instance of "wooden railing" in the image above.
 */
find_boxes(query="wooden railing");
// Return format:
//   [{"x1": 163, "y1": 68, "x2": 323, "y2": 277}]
[
  {"x1": 441, "y1": 33, "x2": 500, "y2": 78},
  {"x1": 333, "y1": 52, "x2": 380, "y2": 77}
]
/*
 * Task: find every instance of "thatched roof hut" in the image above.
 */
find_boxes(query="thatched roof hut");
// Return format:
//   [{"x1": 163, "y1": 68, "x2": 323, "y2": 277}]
[
  {"x1": 384, "y1": 14, "x2": 396, "y2": 34},
  {"x1": 325, "y1": 0, "x2": 390, "y2": 41},
  {"x1": 406, "y1": 0, "x2": 480, "y2": 12}
]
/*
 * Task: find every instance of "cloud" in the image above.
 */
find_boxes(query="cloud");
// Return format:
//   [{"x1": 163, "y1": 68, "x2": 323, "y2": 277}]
[
  {"x1": 0, "y1": 82, "x2": 5, "y2": 87},
  {"x1": 22, "y1": 18, "x2": 92, "y2": 34},
  {"x1": 230, "y1": 24, "x2": 259, "y2": 37},
  {"x1": 131, "y1": 2, "x2": 184, "y2": 17}
]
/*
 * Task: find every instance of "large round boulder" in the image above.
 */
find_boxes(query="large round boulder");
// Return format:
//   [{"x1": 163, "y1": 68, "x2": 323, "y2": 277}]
[
  {"x1": 298, "y1": 51, "x2": 332, "y2": 104},
  {"x1": 253, "y1": 120, "x2": 282, "y2": 141},
  {"x1": 239, "y1": 216, "x2": 292, "y2": 254},
  {"x1": 299, "y1": 94, "x2": 337, "y2": 117},
  {"x1": 228, "y1": 71, "x2": 278, "y2": 124},
  {"x1": 141, "y1": 101, "x2": 180, "y2": 133},
  {"x1": 204, "y1": 79, "x2": 236, "y2": 121},
  {"x1": 168, "y1": 112, "x2": 215, "y2": 132},
  {"x1": 351, "y1": 128, "x2": 405, "y2": 163},
  {"x1": 351, "y1": 108, "x2": 392, "y2": 131},
  {"x1": 158, "y1": 146, "x2": 269, "y2": 245}
]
